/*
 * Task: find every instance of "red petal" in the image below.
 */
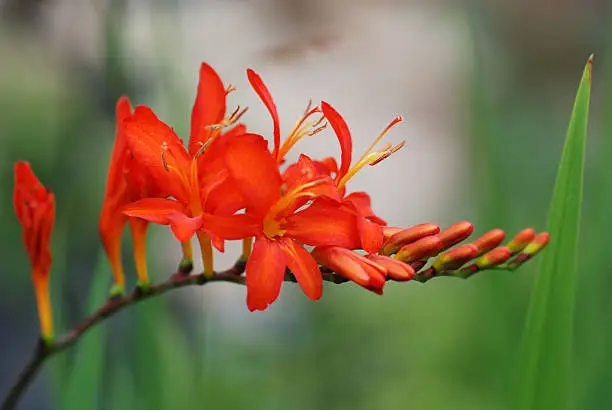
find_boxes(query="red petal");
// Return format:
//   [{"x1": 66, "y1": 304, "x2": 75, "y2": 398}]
[
  {"x1": 321, "y1": 101, "x2": 352, "y2": 181},
  {"x1": 122, "y1": 198, "x2": 201, "y2": 242},
  {"x1": 280, "y1": 239, "x2": 322, "y2": 301},
  {"x1": 357, "y1": 217, "x2": 384, "y2": 254},
  {"x1": 201, "y1": 213, "x2": 261, "y2": 240},
  {"x1": 225, "y1": 134, "x2": 281, "y2": 217},
  {"x1": 285, "y1": 201, "x2": 361, "y2": 249},
  {"x1": 246, "y1": 237, "x2": 287, "y2": 311},
  {"x1": 124, "y1": 106, "x2": 191, "y2": 202},
  {"x1": 189, "y1": 63, "x2": 227, "y2": 156},
  {"x1": 247, "y1": 69, "x2": 281, "y2": 159},
  {"x1": 344, "y1": 192, "x2": 386, "y2": 225}
]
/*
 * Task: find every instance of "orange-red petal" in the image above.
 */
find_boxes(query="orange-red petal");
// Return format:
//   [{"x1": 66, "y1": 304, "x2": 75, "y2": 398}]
[
  {"x1": 225, "y1": 134, "x2": 282, "y2": 217},
  {"x1": 246, "y1": 236, "x2": 287, "y2": 311},
  {"x1": 122, "y1": 198, "x2": 201, "y2": 242},
  {"x1": 321, "y1": 101, "x2": 352, "y2": 181},
  {"x1": 124, "y1": 106, "x2": 191, "y2": 202},
  {"x1": 281, "y1": 239, "x2": 322, "y2": 302},
  {"x1": 247, "y1": 69, "x2": 281, "y2": 159},
  {"x1": 189, "y1": 62, "x2": 227, "y2": 155},
  {"x1": 285, "y1": 202, "x2": 361, "y2": 249}
]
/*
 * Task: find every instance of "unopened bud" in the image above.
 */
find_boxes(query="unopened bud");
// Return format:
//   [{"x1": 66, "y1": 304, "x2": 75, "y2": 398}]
[
  {"x1": 475, "y1": 246, "x2": 512, "y2": 270},
  {"x1": 472, "y1": 229, "x2": 506, "y2": 254},
  {"x1": 524, "y1": 232, "x2": 550, "y2": 256},
  {"x1": 381, "y1": 223, "x2": 440, "y2": 256},
  {"x1": 438, "y1": 221, "x2": 474, "y2": 249},
  {"x1": 382, "y1": 226, "x2": 405, "y2": 241},
  {"x1": 432, "y1": 244, "x2": 479, "y2": 271},
  {"x1": 395, "y1": 236, "x2": 443, "y2": 263},
  {"x1": 506, "y1": 228, "x2": 536, "y2": 254},
  {"x1": 366, "y1": 254, "x2": 415, "y2": 281}
]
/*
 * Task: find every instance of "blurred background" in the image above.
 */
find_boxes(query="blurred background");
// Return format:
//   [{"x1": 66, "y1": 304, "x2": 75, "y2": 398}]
[{"x1": 1, "y1": 0, "x2": 611, "y2": 409}]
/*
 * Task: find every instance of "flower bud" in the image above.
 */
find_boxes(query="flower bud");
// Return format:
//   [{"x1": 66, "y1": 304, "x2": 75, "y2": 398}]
[
  {"x1": 475, "y1": 246, "x2": 512, "y2": 270},
  {"x1": 381, "y1": 223, "x2": 440, "y2": 256},
  {"x1": 366, "y1": 254, "x2": 415, "y2": 281},
  {"x1": 524, "y1": 232, "x2": 550, "y2": 256},
  {"x1": 438, "y1": 221, "x2": 474, "y2": 249},
  {"x1": 395, "y1": 236, "x2": 443, "y2": 263},
  {"x1": 432, "y1": 244, "x2": 479, "y2": 271},
  {"x1": 472, "y1": 229, "x2": 506, "y2": 255},
  {"x1": 506, "y1": 228, "x2": 536, "y2": 254}
]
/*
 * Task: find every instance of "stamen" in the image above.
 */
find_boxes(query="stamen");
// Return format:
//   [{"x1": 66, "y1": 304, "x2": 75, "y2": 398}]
[
  {"x1": 354, "y1": 115, "x2": 403, "y2": 166},
  {"x1": 336, "y1": 116, "x2": 404, "y2": 190},
  {"x1": 278, "y1": 103, "x2": 325, "y2": 161},
  {"x1": 225, "y1": 84, "x2": 237, "y2": 95}
]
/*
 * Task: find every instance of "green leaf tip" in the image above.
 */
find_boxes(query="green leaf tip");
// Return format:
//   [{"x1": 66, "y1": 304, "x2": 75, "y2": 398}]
[{"x1": 514, "y1": 56, "x2": 592, "y2": 410}]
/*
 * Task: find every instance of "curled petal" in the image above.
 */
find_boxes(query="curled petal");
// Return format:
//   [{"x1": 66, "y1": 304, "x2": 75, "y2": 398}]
[
  {"x1": 246, "y1": 237, "x2": 287, "y2": 311},
  {"x1": 321, "y1": 101, "x2": 352, "y2": 181},
  {"x1": 281, "y1": 239, "x2": 322, "y2": 302},
  {"x1": 247, "y1": 69, "x2": 281, "y2": 159},
  {"x1": 344, "y1": 192, "x2": 386, "y2": 225},
  {"x1": 122, "y1": 198, "x2": 201, "y2": 242}
]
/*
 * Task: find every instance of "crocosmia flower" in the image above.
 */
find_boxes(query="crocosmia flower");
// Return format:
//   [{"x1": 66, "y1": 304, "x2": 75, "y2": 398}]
[
  {"x1": 13, "y1": 162, "x2": 55, "y2": 341},
  {"x1": 99, "y1": 96, "x2": 166, "y2": 292},
  {"x1": 224, "y1": 135, "x2": 364, "y2": 311}
]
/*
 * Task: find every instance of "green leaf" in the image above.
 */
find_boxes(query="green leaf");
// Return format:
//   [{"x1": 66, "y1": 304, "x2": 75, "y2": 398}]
[
  {"x1": 515, "y1": 56, "x2": 592, "y2": 410},
  {"x1": 59, "y1": 254, "x2": 111, "y2": 410}
]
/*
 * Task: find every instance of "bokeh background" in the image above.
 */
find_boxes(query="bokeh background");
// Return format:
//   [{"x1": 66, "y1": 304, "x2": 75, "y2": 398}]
[{"x1": 1, "y1": 0, "x2": 611, "y2": 409}]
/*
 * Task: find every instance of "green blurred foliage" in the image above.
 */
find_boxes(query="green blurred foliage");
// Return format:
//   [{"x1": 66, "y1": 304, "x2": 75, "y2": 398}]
[{"x1": 1, "y1": 2, "x2": 612, "y2": 410}]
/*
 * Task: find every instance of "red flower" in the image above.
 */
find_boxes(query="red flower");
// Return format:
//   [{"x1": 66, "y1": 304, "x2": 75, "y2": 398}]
[
  {"x1": 121, "y1": 63, "x2": 253, "y2": 275},
  {"x1": 224, "y1": 135, "x2": 362, "y2": 311},
  {"x1": 99, "y1": 96, "x2": 165, "y2": 291},
  {"x1": 13, "y1": 161, "x2": 55, "y2": 340}
]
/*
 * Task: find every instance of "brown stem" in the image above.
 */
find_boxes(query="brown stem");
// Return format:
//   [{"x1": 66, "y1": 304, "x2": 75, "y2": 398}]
[{"x1": 1, "y1": 258, "x2": 497, "y2": 410}]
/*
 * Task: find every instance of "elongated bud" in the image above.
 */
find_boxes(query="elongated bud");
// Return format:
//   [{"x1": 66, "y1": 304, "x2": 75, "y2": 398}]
[
  {"x1": 475, "y1": 246, "x2": 512, "y2": 270},
  {"x1": 438, "y1": 221, "x2": 473, "y2": 249},
  {"x1": 365, "y1": 254, "x2": 415, "y2": 281},
  {"x1": 382, "y1": 226, "x2": 406, "y2": 241},
  {"x1": 395, "y1": 236, "x2": 443, "y2": 263},
  {"x1": 524, "y1": 232, "x2": 550, "y2": 256},
  {"x1": 506, "y1": 228, "x2": 536, "y2": 254},
  {"x1": 472, "y1": 229, "x2": 506, "y2": 255},
  {"x1": 381, "y1": 223, "x2": 440, "y2": 256},
  {"x1": 432, "y1": 244, "x2": 479, "y2": 271}
]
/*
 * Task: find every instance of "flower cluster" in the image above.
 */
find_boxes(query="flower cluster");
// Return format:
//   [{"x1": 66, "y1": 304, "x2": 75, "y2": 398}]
[{"x1": 13, "y1": 63, "x2": 549, "y2": 339}]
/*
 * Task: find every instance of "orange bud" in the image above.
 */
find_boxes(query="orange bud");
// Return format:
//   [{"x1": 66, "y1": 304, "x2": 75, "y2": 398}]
[
  {"x1": 365, "y1": 254, "x2": 415, "y2": 281},
  {"x1": 395, "y1": 236, "x2": 443, "y2": 263},
  {"x1": 524, "y1": 232, "x2": 550, "y2": 256},
  {"x1": 381, "y1": 223, "x2": 440, "y2": 256},
  {"x1": 506, "y1": 228, "x2": 536, "y2": 254},
  {"x1": 472, "y1": 229, "x2": 506, "y2": 255},
  {"x1": 382, "y1": 226, "x2": 405, "y2": 241},
  {"x1": 438, "y1": 221, "x2": 474, "y2": 249},
  {"x1": 475, "y1": 246, "x2": 512, "y2": 269},
  {"x1": 312, "y1": 246, "x2": 387, "y2": 292},
  {"x1": 432, "y1": 244, "x2": 479, "y2": 271}
]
